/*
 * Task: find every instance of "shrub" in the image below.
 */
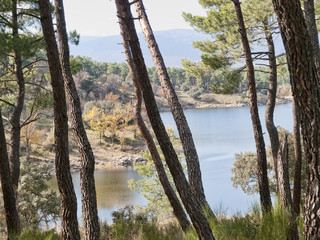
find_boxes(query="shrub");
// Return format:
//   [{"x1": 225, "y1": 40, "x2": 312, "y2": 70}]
[
  {"x1": 18, "y1": 229, "x2": 60, "y2": 240},
  {"x1": 100, "y1": 206, "x2": 182, "y2": 240}
]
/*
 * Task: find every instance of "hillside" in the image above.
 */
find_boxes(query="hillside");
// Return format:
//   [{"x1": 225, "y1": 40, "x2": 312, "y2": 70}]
[{"x1": 69, "y1": 29, "x2": 208, "y2": 67}]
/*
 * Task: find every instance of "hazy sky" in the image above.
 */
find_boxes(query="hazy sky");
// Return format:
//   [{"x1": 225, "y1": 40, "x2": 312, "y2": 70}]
[{"x1": 63, "y1": 0, "x2": 206, "y2": 37}]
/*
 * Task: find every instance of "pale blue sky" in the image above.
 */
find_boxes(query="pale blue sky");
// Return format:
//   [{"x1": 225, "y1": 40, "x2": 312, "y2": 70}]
[{"x1": 63, "y1": 0, "x2": 206, "y2": 36}]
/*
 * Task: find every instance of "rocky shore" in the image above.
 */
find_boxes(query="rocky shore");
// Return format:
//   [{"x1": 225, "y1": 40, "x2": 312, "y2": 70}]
[{"x1": 37, "y1": 92, "x2": 293, "y2": 174}]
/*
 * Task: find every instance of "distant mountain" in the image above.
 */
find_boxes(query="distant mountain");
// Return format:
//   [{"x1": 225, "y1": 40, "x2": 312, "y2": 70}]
[{"x1": 69, "y1": 29, "x2": 208, "y2": 67}]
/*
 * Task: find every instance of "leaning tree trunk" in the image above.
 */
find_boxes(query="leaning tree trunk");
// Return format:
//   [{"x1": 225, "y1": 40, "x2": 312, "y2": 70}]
[
  {"x1": 54, "y1": 1, "x2": 100, "y2": 239},
  {"x1": 303, "y1": 0, "x2": 320, "y2": 73},
  {"x1": 277, "y1": 135, "x2": 299, "y2": 240},
  {"x1": 121, "y1": 33, "x2": 190, "y2": 232},
  {"x1": 133, "y1": 0, "x2": 213, "y2": 217},
  {"x1": 115, "y1": 1, "x2": 214, "y2": 239},
  {"x1": 38, "y1": 1, "x2": 80, "y2": 239},
  {"x1": 232, "y1": 0, "x2": 272, "y2": 214},
  {"x1": 263, "y1": 21, "x2": 280, "y2": 188},
  {"x1": 0, "y1": 110, "x2": 21, "y2": 238},
  {"x1": 9, "y1": 0, "x2": 25, "y2": 192},
  {"x1": 292, "y1": 100, "x2": 302, "y2": 216},
  {"x1": 271, "y1": 0, "x2": 320, "y2": 238}
]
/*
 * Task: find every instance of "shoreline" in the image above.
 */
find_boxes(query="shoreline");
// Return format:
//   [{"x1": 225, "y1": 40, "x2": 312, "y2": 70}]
[
  {"x1": 34, "y1": 97, "x2": 293, "y2": 174},
  {"x1": 159, "y1": 96, "x2": 292, "y2": 112}
]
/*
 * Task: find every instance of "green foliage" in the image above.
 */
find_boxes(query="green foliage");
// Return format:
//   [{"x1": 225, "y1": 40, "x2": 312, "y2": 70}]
[
  {"x1": 18, "y1": 159, "x2": 60, "y2": 229},
  {"x1": 186, "y1": 201, "x2": 302, "y2": 240},
  {"x1": 83, "y1": 100, "x2": 115, "y2": 117},
  {"x1": 182, "y1": 59, "x2": 212, "y2": 91},
  {"x1": 72, "y1": 56, "x2": 108, "y2": 78},
  {"x1": 100, "y1": 206, "x2": 182, "y2": 240},
  {"x1": 210, "y1": 70, "x2": 242, "y2": 94},
  {"x1": 68, "y1": 30, "x2": 80, "y2": 45},
  {"x1": 129, "y1": 129, "x2": 185, "y2": 218},
  {"x1": 80, "y1": 75, "x2": 94, "y2": 91},
  {"x1": 231, "y1": 127, "x2": 306, "y2": 196},
  {"x1": 84, "y1": 98, "x2": 134, "y2": 144},
  {"x1": 32, "y1": 89, "x2": 54, "y2": 110},
  {"x1": 182, "y1": 0, "x2": 281, "y2": 94},
  {"x1": 70, "y1": 55, "x2": 83, "y2": 75},
  {"x1": 256, "y1": 200, "x2": 303, "y2": 239},
  {"x1": 187, "y1": 87, "x2": 204, "y2": 99},
  {"x1": 18, "y1": 229, "x2": 61, "y2": 240},
  {"x1": 147, "y1": 66, "x2": 160, "y2": 84}
]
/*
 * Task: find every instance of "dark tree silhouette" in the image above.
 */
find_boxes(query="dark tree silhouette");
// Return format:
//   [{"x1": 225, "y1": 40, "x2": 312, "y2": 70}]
[
  {"x1": 38, "y1": 0, "x2": 80, "y2": 238},
  {"x1": 272, "y1": 0, "x2": 320, "y2": 238},
  {"x1": 0, "y1": 110, "x2": 21, "y2": 238},
  {"x1": 115, "y1": 1, "x2": 214, "y2": 239},
  {"x1": 232, "y1": 0, "x2": 272, "y2": 213},
  {"x1": 133, "y1": 0, "x2": 214, "y2": 217},
  {"x1": 54, "y1": 0, "x2": 100, "y2": 239}
]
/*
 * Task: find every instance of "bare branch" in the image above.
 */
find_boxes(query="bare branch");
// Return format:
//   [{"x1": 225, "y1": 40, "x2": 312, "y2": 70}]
[
  {"x1": 256, "y1": 63, "x2": 271, "y2": 67},
  {"x1": 255, "y1": 69, "x2": 270, "y2": 74},
  {"x1": 17, "y1": 11, "x2": 41, "y2": 20},
  {"x1": 251, "y1": 51, "x2": 269, "y2": 55},
  {"x1": 22, "y1": 57, "x2": 46, "y2": 70},
  {"x1": 0, "y1": 15, "x2": 11, "y2": 26},
  {"x1": 0, "y1": 98, "x2": 14, "y2": 107},
  {"x1": 21, "y1": 75, "x2": 47, "y2": 127},
  {"x1": 1, "y1": 115, "x2": 9, "y2": 123},
  {"x1": 20, "y1": 114, "x2": 41, "y2": 128},
  {"x1": 25, "y1": 81, "x2": 51, "y2": 92}
]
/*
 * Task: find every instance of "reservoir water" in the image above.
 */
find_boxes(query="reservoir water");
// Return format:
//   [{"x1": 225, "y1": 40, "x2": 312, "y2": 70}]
[{"x1": 50, "y1": 103, "x2": 293, "y2": 222}]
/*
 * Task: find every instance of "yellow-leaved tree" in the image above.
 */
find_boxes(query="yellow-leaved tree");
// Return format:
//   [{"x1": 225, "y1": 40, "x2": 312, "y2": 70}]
[
  {"x1": 84, "y1": 106, "x2": 106, "y2": 144},
  {"x1": 84, "y1": 103, "x2": 134, "y2": 145}
]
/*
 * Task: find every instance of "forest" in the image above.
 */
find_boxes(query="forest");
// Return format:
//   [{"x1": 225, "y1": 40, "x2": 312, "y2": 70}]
[{"x1": 0, "y1": 0, "x2": 319, "y2": 239}]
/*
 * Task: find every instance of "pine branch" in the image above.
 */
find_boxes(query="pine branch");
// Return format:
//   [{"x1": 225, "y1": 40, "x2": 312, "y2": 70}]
[{"x1": 0, "y1": 98, "x2": 14, "y2": 107}]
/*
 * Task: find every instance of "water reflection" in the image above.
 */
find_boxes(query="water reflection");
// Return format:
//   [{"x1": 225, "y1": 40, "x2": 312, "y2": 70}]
[
  {"x1": 48, "y1": 103, "x2": 293, "y2": 221},
  {"x1": 48, "y1": 167, "x2": 146, "y2": 223}
]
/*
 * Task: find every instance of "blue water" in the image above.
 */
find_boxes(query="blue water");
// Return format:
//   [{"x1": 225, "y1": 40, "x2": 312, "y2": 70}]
[
  {"x1": 50, "y1": 103, "x2": 293, "y2": 221},
  {"x1": 161, "y1": 103, "x2": 293, "y2": 215}
]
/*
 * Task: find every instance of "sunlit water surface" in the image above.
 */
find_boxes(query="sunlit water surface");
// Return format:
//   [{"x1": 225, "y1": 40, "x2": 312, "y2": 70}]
[{"x1": 49, "y1": 103, "x2": 293, "y2": 222}]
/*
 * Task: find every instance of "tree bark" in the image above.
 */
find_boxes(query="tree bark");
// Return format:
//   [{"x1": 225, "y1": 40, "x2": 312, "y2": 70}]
[
  {"x1": 54, "y1": 1, "x2": 100, "y2": 239},
  {"x1": 292, "y1": 100, "x2": 302, "y2": 216},
  {"x1": 9, "y1": 0, "x2": 25, "y2": 192},
  {"x1": 271, "y1": 0, "x2": 320, "y2": 238},
  {"x1": 277, "y1": 134, "x2": 299, "y2": 240},
  {"x1": 38, "y1": 1, "x2": 80, "y2": 239},
  {"x1": 263, "y1": 21, "x2": 280, "y2": 189},
  {"x1": 133, "y1": 0, "x2": 213, "y2": 217},
  {"x1": 120, "y1": 29, "x2": 191, "y2": 232},
  {"x1": 0, "y1": 110, "x2": 21, "y2": 238},
  {"x1": 303, "y1": 0, "x2": 320, "y2": 73},
  {"x1": 115, "y1": 1, "x2": 214, "y2": 239},
  {"x1": 232, "y1": 0, "x2": 272, "y2": 214}
]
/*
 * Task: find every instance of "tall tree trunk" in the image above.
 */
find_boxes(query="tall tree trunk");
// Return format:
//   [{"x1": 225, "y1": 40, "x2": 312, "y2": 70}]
[
  {"x1": 9, "y1": 0, "x2": 25, "y2": 192},
  {"x1": 38, "y1": 1, "x2": 80, "y2": 239},
  {"x1": 277, "y1": 134, "x2": 299, "y2": 240},
  {"x1": 303, "y1": 0, "x2": 320, "y2": 73},
  {"x1": 115, "y1": 1, "x2": 214, "y2": 239},
  {"x1": 121, "y1": 32, "x2": 190, "y2": 232},
  {"x1": 232, "y1": 0, "x2": 272, "y2": 213},
  {"x1": 292, "y1": 100, "x2": 302, "y2": 216},
  {"x1": 0, "y1": 110, "x2": 21, "y2": 238},
  {"x1": 54, "y1": 1, "x2": 100, "y2": 239},
  {"x1": 271, "y1": 0, "x2": 320, "y2": 238},
  {"x1": 133, "y1": 0, "x2": 213, "y2": 217},
  {"x1": 263, "y1": 21, "x2": 280, "y2": 189}
]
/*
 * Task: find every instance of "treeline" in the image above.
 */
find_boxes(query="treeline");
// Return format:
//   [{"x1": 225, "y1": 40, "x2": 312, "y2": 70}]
[
  {"x1": 70, "y1": 56, "x2": 291, "y2": 103},
  {"x1": 0, "y1": 0, "x2": 316, "y2": 239}
]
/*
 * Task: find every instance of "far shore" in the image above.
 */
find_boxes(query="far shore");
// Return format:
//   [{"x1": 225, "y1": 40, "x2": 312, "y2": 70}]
[{"x1": 30, "y1": 94, "x2": 293, "y2": 174}]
